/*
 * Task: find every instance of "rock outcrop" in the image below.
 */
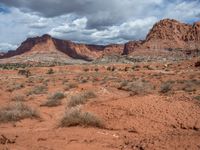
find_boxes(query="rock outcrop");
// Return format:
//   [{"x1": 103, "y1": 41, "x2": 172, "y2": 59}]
[
  {"x1": 1, "y1": 19, "x2": 200, "y2": 60},
  {"x1": 124, "y1": 19, "x2": 200, "y2": 54},
  {"x1": 0, "y1": 34, "x2": 124, "y2": 61}
]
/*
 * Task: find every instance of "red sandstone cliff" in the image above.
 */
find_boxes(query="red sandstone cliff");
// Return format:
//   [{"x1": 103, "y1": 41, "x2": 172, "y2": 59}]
[{"x1": 1, "y1": 19, "x2": 200, "y2": 60}]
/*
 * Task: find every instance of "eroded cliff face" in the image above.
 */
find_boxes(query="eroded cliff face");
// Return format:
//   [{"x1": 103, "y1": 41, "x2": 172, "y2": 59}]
[
  {"x1": 1, "y1": 19, "x2": 200, "y2": 60},
  {"x1": 123, "y1": 19, "x2": 200, "y2": 54},
  {"x1": 0, "y1": 34, "x2": 124, "y2": 60}
]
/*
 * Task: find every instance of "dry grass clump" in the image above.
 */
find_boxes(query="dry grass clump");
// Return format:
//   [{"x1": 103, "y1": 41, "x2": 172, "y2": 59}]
[
  {"x1": 0, "y1": 102, "x2": 39, "y2": 123},
  {"x1": 194, "y1": 95, "x2": 200, "y2": 101},
  {"x1": 64, "y1": 83, "x2": 78, "y2": 91},
  {"x1": 7, "y1": 83, "x2": 24, "y2": 92},
  {"x1": 11, "y1": 94, "x2": 25, "y2": 101},
  {"x1": 118, "y1": 80, "x2": 154, "y2": 95},
  {"x1": 176, "y1": 79, "x2": 199, "y2": 93},
  {"x1": 59, "y1": 107, "x2": 103, "y2": 128},
  {"x1": 68, "y1": 91, "x2": 96, "y2": 107},
  {"x1": 46, "y1": 68, "x2": 54, "y2": 74},
  {"x1": 160, "y1": 81, "x2": 173, "y2": 93},
  {"x1": 41, "y1": 92, "x2": 65, "y2": 107},
  {"x1": 28, "y1": 85, "x2": 48, "y2": 95},
  {"x1": 18, "y1": 69, "x2": 31, "y2": 78}
]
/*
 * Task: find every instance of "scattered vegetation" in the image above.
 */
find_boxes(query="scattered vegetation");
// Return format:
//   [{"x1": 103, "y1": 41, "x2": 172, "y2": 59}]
[
  {"x1": 194, "y1": 96, "x2": 200, "y2": 101},
  {"x1": 76, "y1": 76, "x2": 89, "y2": 83},
  {"x1": 124, "y1": 66, "x2": 130, "y2": 72},
  {"x1": 68, "y1": 91, "x2": 96, "y2": 107},
  {"x1": 41, "y1": 92, "x2": 65, "y2": 107},
  {"x1": 0, "y1": 102, "x2": 39, "y2": 123},
  {"x1": 0, "y1": 63, "x2": 31, "y2": 70},
  {"x1": 18, "y1": 69, "x2": 31, "y2": 78},
  {"x1": 107, "y1": 66, "x2": 116, "y2": 71},
  {"x1": 181, "y1": 79, "x2": 199, "y2": 93},
  {"x1": 59, "y1": 107, "x2": 103, "y2": 128},
  {"x1": 194, "y1": 61, "x2": 200, "y2": 67},
  {"x1": 132, "y1": 65, "x2": 140, "y2": 71},
  {"x1": 11, "y1": 94, "x2": 25, "y2": 101},
  {"x1": 28, "y1": 85, "x2": 48, "y2": 95},
  {"x1": 118, "y1": 80, "x2": 154, "y2": 95},
  {"x1": 143, "y1": 65, "x2": 154, "y2": 70},
  {"x1": 7, "y1": 83, "x2": 24, "y2": 92},
  {"x1": 160, "y1": 81, "x2": 173, "y2": 93},
  {"x1": 94, "y1": 68, "x2": 99, "y2": 72},
  {"x1": 83, "y1": 68, "x2": 89, "y2": 72},
  {"x1": 64, "y1": 82, "x2": 78, "y2": 91},
  {"x1": 47, "y1": 68, "x2": 54, "y2": 74}
]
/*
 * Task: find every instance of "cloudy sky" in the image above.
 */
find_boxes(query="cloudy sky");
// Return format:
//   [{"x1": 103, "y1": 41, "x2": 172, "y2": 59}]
[{"x1": 0, "y1": 0, "x2": 200, "y2": 51}]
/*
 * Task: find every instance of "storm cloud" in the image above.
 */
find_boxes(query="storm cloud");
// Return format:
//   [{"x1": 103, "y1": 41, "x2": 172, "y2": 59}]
[{"x1": 0, "y1": 0, "x2": 200, "y2": 51}]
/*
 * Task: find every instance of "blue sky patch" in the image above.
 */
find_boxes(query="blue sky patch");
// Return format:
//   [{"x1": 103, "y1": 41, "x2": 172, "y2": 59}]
[{"x1": 0, "y1": 4, "x2": 10, "y2": 13}]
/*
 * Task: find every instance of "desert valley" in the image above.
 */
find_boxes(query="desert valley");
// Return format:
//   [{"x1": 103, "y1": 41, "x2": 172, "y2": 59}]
[{"x1": 0, "y1": 18, "x2": 200, "y2": 150}]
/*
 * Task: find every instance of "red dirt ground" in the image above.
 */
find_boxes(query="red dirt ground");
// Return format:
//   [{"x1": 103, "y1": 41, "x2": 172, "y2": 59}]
[{"x1": 0, "y1": 59, "x2": 200, "y2": 150}]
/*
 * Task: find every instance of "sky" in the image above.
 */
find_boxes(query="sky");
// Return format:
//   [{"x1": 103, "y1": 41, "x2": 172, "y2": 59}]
[{"x1": 0, "y1": 0, "x2": 200, "y2": 51}]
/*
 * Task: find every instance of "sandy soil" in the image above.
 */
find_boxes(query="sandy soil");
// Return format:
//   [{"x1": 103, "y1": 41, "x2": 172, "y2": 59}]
[{"x1": 0, "y1": 59, "x2": 200, "y2": 150}]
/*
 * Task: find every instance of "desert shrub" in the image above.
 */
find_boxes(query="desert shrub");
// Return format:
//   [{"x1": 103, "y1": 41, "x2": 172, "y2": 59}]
[
  {"x1": 194, "y1": 61, "x2": 200, "y2": 67},
  {"x1": 41, "y1": 92, "x2": 65, "y2": 107},
  {"x1": 18, "y1": 69, "x2": 31, "y2": 78},
  {"x1": 42, "y1": 79, "x2": 49, "y2": 86},
  {"x1": 94, "y1": 68, "x2": 99, "y2": 72},
  {"x1": 11, "y1": 94, "x2": 25, "y2": 101},
  {"x1": 83, "y1": 68, "x2": 89, "y2": 72},
  {"x1": 68, "y1": 91, "x2": 96, "y2": 107},
  {"x1": 194, "y1": 96, "x2": 200, "y2": 101},
  {"x1": 182, "y1": 86, "x2": 196, "y2": 92},
  {"x1": 107, "y1": 66, "x2": 116, "y2": 71},
  {"x1": 59, "y1": 107, "x2": 103, "y2": 128},
  {"x1": 77, "y1": 76, "x2": 89, "y2": 83},
  {"x1": 118, "y1": 80, "x2": 154, "y2": 95},
  {"x1": 0, "y1": 102, "x2": 39, "y2": 123},
  {"x1": 132, "y1": 65, "x2": 140, "y2": 71},
  {"x1": 28, "y1": 85, "x2": 48, "y2": 95},
  {"x1": 143, "y1": 65, "x2": 154, "y2": 70},
  {"x1": 160, "y1": 82, "x2": 173, "y2": 93},
  {"x1": 0, "y1": 64, "x2": 30, "y2": 70},
  {"x1": 124, "y1": 67, "x2": 130, "y2": 72},
  {"x1": 181, "y1": 80, "x2": 199, "y2": 92},
  {"x1": 64, "y1": 83, "x2": 78, "y2": 91},
  {"x1": 7, "y1": 83, "x2": 24, "y2": 92},
  {"x1": 47, "y1": 68, "x2": 54, "y2": 74},
  {"x1": 62, "y1": 79, "x2": 69, "y2": 85},
  {"x1": 27, "y1": 77, "x2": 34, "y2": 83}
]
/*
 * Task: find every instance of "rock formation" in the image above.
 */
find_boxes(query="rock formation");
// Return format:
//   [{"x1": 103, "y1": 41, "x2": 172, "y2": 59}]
[{"x1": 1, "y1": 19, "x2": 200, "y2": 60}]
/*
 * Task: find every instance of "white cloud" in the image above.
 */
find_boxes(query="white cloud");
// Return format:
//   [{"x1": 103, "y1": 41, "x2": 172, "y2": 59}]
[
  {"x1": 49, "y1": 17, "x2": 158, "y2": 44},
  {"x1": 0, "y1": 0, "x2": 200, "y2": 49},
  {"x1": 0, "y1": 43, "x2": 18, "y2": 51}
]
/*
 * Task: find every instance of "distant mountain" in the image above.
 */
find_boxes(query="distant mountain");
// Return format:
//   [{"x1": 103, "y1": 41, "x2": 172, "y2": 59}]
[
  {"x1": 125, "y1": 19, "x2": 200, "y2": 54},
  {"x1": 0, "y1": 34, "x2": 124, "y2": 61},
  {"x1": 0, "y1": 52, "x2": 5, "y2": 56},
  {"x1": 1, "y1": 19, "x2": 200, "y2": 61}
]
